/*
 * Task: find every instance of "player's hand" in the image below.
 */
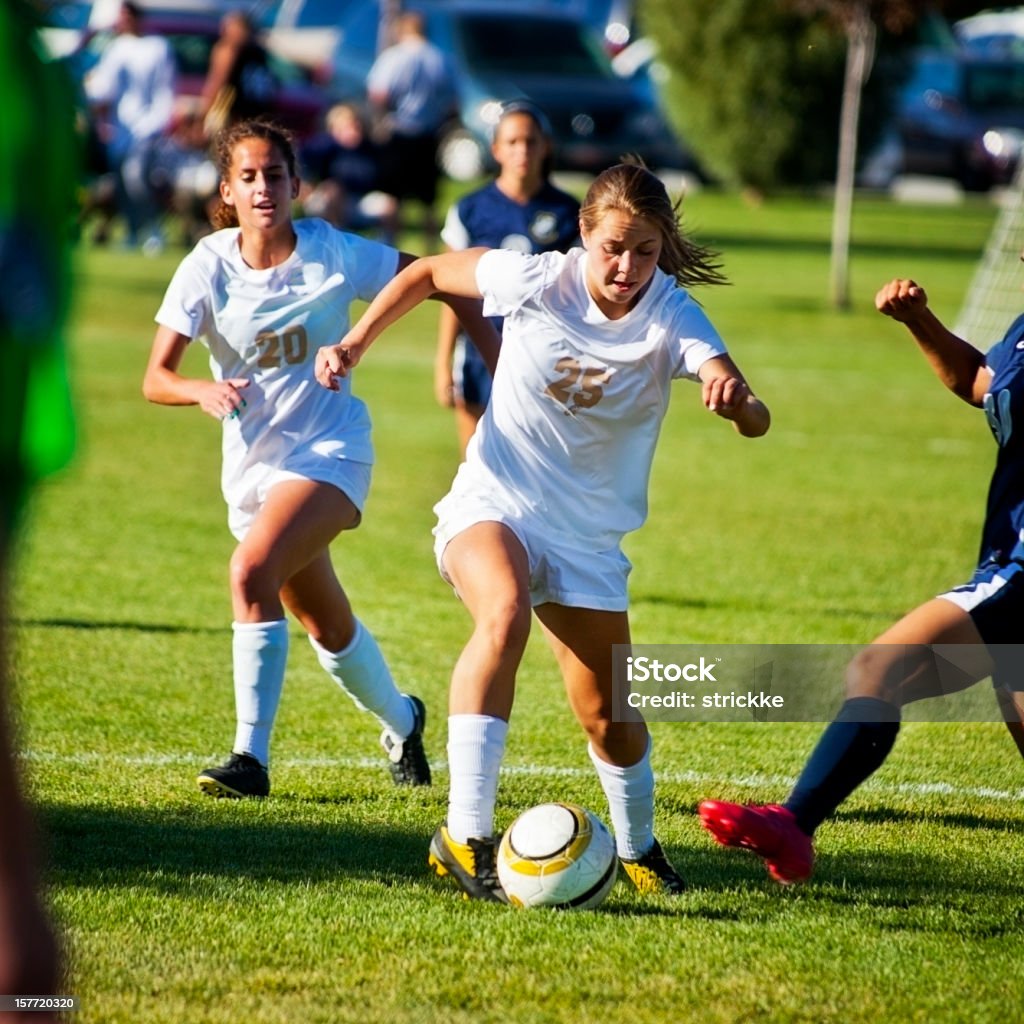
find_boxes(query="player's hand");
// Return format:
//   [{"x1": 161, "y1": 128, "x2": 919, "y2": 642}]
[
  {"x1": 315, "y1": 342, "x2": 361, "y2": 391},
  {"x1": 199, "y1": 378, "x2": 249, "y2": 421},
  {"x1": 434, "y1": 368, "x2": 456, "y2": 408},
  {"x1": 876, "y1": 278, "x2": 928, "y2": 322},
  {"x1": 702, "y1": 374, "x2": 750, "y2": 419}
]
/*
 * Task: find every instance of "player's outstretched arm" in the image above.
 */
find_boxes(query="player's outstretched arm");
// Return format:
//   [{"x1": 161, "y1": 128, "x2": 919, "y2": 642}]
[
  {"x1": 876, "y1": 278, "x2": 988, "y2": 406},
  {"x1": 698, "y1": 355, "x2": 770, "y2": 437},
  {"x1": 398, "y1": 250, "x2": 500, "y2": 376},
  {"x1": 315, "y1": 249, "x2": 489, "y2": 391}
]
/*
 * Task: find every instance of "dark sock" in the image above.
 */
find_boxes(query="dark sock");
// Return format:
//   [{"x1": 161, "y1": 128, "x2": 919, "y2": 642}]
[{"x1": 784, "y1": 697, "x2": 900, "y2": 835}]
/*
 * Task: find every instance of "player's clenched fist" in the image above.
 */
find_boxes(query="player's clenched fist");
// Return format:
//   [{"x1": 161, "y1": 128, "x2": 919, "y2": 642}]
[{"x1": 875, "y1": 278, "x2": 928, "y2": 322}]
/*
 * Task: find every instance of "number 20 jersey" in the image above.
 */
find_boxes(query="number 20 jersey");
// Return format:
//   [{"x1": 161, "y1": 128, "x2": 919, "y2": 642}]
[{"x1": 155, "y1": 218, "x2": 398, "y2": 508}]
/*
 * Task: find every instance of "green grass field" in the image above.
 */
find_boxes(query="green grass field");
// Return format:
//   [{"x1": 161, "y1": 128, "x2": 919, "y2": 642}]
[{"x1": 10, "y1": 188, "x2": 1024, "y2": 1023}]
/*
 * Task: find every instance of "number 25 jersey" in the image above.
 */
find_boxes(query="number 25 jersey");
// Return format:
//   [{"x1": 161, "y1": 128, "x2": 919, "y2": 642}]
[{"x1": 465, "y1": 247, "x2": 727, "y2": 551}]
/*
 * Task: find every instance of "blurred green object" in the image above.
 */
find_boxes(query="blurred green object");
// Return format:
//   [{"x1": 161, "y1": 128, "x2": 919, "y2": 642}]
[{"x1": 0, "y1": 0, "x2": 77, "y2": 529}]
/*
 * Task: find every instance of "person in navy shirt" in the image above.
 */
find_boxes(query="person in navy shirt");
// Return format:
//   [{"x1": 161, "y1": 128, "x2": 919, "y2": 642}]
[
  {"x1": 435, "y1": 101, "x2": 580, "y2": 457},
  {"x1": 299, "y1": 103, "x2": 398, "y2": 242},
  {"x1": 700, "y1": 275, "x2": 1024, "y2": 884}
]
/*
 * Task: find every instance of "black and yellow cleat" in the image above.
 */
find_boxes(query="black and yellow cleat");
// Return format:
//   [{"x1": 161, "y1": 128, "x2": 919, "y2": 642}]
[
  {"x1": 196, "y1": 752, "x2": 270, "y2": 799},
  {"x1": 620, "y1": 838, "x2": 686, "y2": 895},
  {"x1": 428, "y1": 825, "x2": 508, "y2": 903}
]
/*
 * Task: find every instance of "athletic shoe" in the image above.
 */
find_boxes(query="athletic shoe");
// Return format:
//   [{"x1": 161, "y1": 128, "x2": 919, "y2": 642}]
[
  {"x1": 620, "y1": 838, "x2": 686, "y2": 895},
  {"x1": 428, "y1": 826, "x2": 508, "y2": 903},
  {"x1": 381, "y1": 695, "x2": 431, "y2": 786},
  {"x1": 196, "y1": 752, "x2": 270, "y2": 799},
  {"x1": 698, "y1": 800, "x2": 814, "y2": 884}
]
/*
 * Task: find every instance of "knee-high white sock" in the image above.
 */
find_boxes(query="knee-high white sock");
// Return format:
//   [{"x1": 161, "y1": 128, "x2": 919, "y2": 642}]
[
  {"x1": 589, "y1": 738, "x2": 654, "y2": 860},
  {"x1": 232, "y1": 619, "x2": 289, "y2": 767},
  {"x1": 446, "y1": 714, "x2": 509, "y2": 843},
  {"x1": 309, "y1": 621, "x2": 414, "y2": 741}
]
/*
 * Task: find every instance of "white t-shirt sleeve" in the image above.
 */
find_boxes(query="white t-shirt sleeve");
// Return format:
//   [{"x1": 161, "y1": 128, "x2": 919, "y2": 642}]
[
  {"x1": 668, "y1": 292, "x2": 728, "y2": 380},
  {"x1": 133, "y1": 38, "x2": 175, "y2": 140},
  {"x1": 154, "y1": 251, "x2": 209, "y2": 340},
  {"x1": 335, "y1": 230, "x2": 400, "y2": 303},
  {"x1": 365, "y1": 49, "x2": 396, "y2": 99},
  {"x1": 83, "y1": 37, "x2": 123, "y2": 104},
  {"x1": 475, "y1": 248, "x2": 557, "y2": 319}
]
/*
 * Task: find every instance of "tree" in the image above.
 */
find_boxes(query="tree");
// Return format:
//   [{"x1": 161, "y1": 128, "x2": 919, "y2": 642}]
[
  {"x1": 639, "y1": 0, "x2": 847, "y2": 191},
  {"x1": 641, "y1": 0, "x2": 985, "y2": 308},
  {"x1": 789, "y1": 2, "x2": 950, "y2": 308}
]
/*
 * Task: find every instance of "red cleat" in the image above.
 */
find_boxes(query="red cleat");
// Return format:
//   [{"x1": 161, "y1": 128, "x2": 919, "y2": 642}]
[{"x1": 699, "y1": 800, "x2": 814, "y2": 884}]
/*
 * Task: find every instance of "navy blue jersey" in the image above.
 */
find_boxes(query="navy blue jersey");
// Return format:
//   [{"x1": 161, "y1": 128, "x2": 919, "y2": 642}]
[
  {"x1": 443, "y1": 180, "x2": 580, "y2": 255},
  {"x1": 980, "y1": 313, "x2": 1024, "y2": 565},
  {"x1": 443, "y1": 180, "x2": 579, "y2": 407},
  {"x1": 299, "y1": 132, "x2": 383, "y2": 200}
]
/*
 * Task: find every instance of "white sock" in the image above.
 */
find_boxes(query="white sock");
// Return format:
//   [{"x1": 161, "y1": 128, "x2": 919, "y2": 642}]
[
  {"x1": 589, "y1": 738, "x2": 654, "y2": 860},
  {"x1": 446, "y1": 714, "x2": 509, "y2": 843},
  {"x1": 309, "y1": 621, "x2": 414, "y2": 742},
  {"x1": 232, "y1": 619, "x2": 289, "y2": 767}
]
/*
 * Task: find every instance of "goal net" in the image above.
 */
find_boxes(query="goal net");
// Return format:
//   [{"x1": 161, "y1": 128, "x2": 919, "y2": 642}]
[{"x1": 955, "y1": 161, "x2": 1024, "y2": 347}]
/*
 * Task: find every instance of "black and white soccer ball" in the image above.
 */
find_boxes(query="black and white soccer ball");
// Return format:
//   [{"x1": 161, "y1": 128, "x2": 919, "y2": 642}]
[{"x1": 497, "y1": 802, "x2": 617, "y2": 909}]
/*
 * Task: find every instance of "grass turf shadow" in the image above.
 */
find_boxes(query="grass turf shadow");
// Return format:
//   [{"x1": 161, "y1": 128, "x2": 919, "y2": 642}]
[{"x1": 38, "y1": 803, "x2": 431, "y2": 891}]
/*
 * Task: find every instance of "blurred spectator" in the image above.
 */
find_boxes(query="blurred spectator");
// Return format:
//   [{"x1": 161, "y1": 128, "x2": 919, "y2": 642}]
[
  {"x1": 299, "y1": 102, "x2": 397, "y2": 242},
  {"x1": 200, "y1": 9, "x2": 278, "y2": 135},
  {"x1": 153, "y1": 99, "x2": 220, "y2": 248},
  {"x1": 84, "y1": 0, "x2": 175, "y2": 252},
  {"x1": 366, "y1": 11, "x2": 456, "y2": 246},
  {"x1": 1, "y1": 3, "x2": 78, "y2": 1020}
]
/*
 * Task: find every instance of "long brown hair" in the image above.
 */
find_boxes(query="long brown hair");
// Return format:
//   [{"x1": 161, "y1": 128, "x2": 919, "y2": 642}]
[
  {"x1": 209, "y1": 118, "x2": 297, "y2": 230},
  {"x1": 579, "y1": 161, "x2": 727, "y2": 289}
]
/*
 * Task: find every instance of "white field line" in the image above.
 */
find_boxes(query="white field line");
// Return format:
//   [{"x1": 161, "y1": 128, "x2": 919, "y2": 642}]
[{"x1": 20, "y1": 750, "x2": 1024, "y2": 804}]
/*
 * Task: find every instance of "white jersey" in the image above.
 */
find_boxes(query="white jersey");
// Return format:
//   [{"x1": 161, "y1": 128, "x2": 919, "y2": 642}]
[
  {"x1": 155, "y1": 218, "x2": 398, "y2": 509},
  {"x1": 452, "y1": 247, "x2": 726, "y2": 551}
]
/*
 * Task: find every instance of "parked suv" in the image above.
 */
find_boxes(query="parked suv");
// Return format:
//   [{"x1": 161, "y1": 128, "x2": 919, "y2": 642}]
[
  {"x1": 897, "y1": 49, "x2": 1024, "y2": 189},
  {"x1": 328, "y1": 0, "x2": 698, "y2": 180}
]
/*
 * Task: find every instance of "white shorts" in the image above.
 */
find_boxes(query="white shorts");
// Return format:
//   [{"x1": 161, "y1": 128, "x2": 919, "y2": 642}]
[
  {"x1": 228, "y1": 458, "x2": 373, "y2": 541},
  {"x1": 432, "y1": 485, "x2": 632, "y2": 612}
]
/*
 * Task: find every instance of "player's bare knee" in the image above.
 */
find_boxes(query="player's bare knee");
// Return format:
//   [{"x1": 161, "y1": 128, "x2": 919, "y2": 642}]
[
  {"x1": 228, "y1": 547, "x2": 281, "y2": 607},
  {"x1": 844, "y1": 645, "x2": 902, "y2": 702},
  {"x1": 473, "y1": 598, "x2": 531, "y2": 659}
]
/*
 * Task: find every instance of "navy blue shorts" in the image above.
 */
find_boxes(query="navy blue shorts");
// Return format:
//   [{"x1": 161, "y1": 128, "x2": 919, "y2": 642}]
[
  {"x1": 453, "y1": 334, "x2": 493, "y2": 409},
  {"x1": 940, "y1": 560, "x2": 1024, "y2": 689}
]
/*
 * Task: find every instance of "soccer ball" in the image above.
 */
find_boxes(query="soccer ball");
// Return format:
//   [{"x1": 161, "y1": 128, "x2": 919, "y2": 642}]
[{"x1": 497, "y1": 802, "x2": 618, "y2": 909}]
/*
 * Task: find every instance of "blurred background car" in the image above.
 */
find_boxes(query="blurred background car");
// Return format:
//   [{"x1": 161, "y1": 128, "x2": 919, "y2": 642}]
[
  {"x1": 63, "y1": 9, "x2": 328, "y2": 139},
  {"x1": 904, "y1": 49, "x2": 1024, "y2": 190},
  {"x1": 954, "y1": 6, "x2": 1024, "y2": 57},
  {"x1": 861, "y1": 44, "x2": 1024, "y2": 191},
  {"x1": 257, "y1": 0, "x2": 355, "y2": 75},
  {"x1": 327, "y1": 0, "x2": 699, "y2": 181},
  {"x1": 38, "y1": 0, "x2": 93, "y2": 58}
]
